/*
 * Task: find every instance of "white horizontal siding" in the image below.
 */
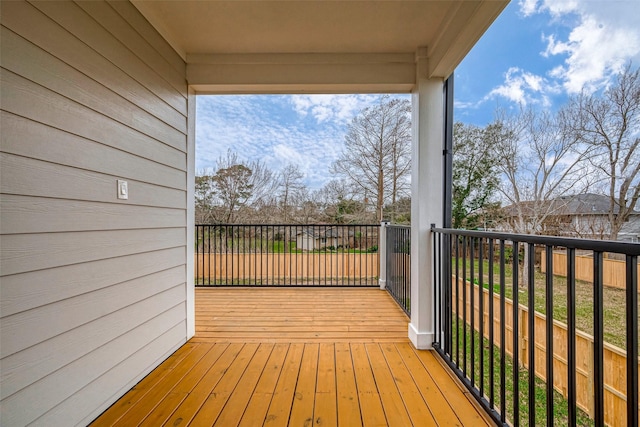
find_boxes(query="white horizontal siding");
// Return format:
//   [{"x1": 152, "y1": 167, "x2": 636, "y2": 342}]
[
  {"x1": 0, "y1": 195, "x2": 185, "y2": 234},
  {"x1": 1, "y1": 268, "x2": 186, "y2": 359},
  {"x1": 1, "y1": 274, "x2": 185, "y2": 396},
  {"x1": 0, "y1": 153, "x2": 185, "y2": 209},
  {"x1": 3, "y1": 301, "x2": 186, "y2": 426},
  {"x1": 1, "y1": 228, "x2": 186, "y2": 277},
  {"x1": 0, "y1": 1, "x2": 186, "y2": 134},
  {"x1": 75, "y1": 1, "x2": 187, "y2": 97},
  {"x1": 1, "y1": 247, "x2": 186, "y2": 317},
  {"x1": 105, "y1": 0, "x2": 186, "y2": 75},
  {"x1": 29, "y1": 0, "x2": 188, "y2": 115},
  {"x1": 37, "y1": 322, "x2": 187, "y2": 427},
  {"x1": 1, "y1": 113, "x2": 186, "y2": 188},
  {"x1": 0, "y1": 0, "x2": 189, "y2": 425},
  {"x1": 1, "y1": 26, "x2": 186, "y2": 145},
  {"x1": 1, "y1": 73, "x2": 186, "y2": 169}
]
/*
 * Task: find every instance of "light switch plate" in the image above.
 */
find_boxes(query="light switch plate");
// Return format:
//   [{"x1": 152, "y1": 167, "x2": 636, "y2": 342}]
[{"x1": 117, "y1": 180, "x2": 128, "y2": 200}]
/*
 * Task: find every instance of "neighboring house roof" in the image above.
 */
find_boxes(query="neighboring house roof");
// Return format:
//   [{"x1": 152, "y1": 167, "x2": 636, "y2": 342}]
[{"x1": 553, "y1": 193, "x2": 628, "y2": 215}]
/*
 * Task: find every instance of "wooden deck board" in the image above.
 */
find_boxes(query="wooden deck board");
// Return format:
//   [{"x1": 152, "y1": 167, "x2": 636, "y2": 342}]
[
  {"x1": 214, "y1": 343, "x2": 275, "y2": 427},
  {"x1": 91, "y1": 288, "x2": 492, "y2": 426},
  {"x1": 191, "y1": 343, "x2": 259, "y2": 425},
  {"x1": 288, "y1": 343, "x2": 318, "y2": 427},
  {"x1": 380, "y1": 343, "x2": 437, "y2": 426},
  {"x1": 162, "y1": 343, "x2": 242, "y2": 426},
  {"x1": 113, "y1": 344, "x2": 213, "y2": 426},
  {"x1": 336, "y1": 343, "x2": 363, "y2": 427},
  {"x1": 351, "y1": 343, "x2": 388, "y2": 427},
  {"x1": 365, "y1": 343, "x2": 414, "y2": 427},
  {"x1": 263, "y1": 343, "x2": 304, "y2": 426},
  {"x1": 314, "y1": 343, "x2": 338, "y2": 427},
  {"x1": 237, "y1": 343, "x2": 289, "y2": 427}
]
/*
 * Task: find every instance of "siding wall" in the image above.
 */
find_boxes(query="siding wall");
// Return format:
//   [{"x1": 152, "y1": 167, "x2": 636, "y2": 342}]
[{"x1": 0, "y1": 1, "x2": 190, "y2": 425}]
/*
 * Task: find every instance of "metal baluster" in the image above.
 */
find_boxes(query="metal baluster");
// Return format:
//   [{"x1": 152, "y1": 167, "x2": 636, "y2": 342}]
[
  {"x1": 512, "y1": 240, "x2": 520, "y2": 427},
  {"x1": 488, "y1": 238, "x2": 495, "y2": 410},
  {"x1": 470, "y1": 237, "x2": 476, "y2": 387},
  {"x1": 479, "y1": 237, "x2": 485, "y2": 398},
  {"x1": 527, "y1": 243, "x2": 535, "y2": 427},
  {"x1": 500, "y1": 240, "x2": 506, "y2": 424},
  {"x1": 567, "y1": 247, "x2": 576, "y2": 427},
  {"x1": 463, "y1": 236, "x2": 468, "y2": 377},
  {"x1": 455, "y1": 236, "x2": 460, "y2": 368},
  {"x1": 593, "y1": 250, "x2": 604, "y2": 427},
  {"x1": 545, "y1": 245, "x2": 554, "y2": 427},
  {"x1": 446, "y1": 232, "x2": 453, "y2": 355},
  {"x1": 626, "y1": 255, "x2": 638, "y2": 427}
]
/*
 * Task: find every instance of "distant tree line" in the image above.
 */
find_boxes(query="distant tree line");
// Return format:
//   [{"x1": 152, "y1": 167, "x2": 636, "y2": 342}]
[
  {"x1": 197, "y1": 65, "x2": 639, "y2": 238},
  {"x1": 196, "y1": 146, "x2": 414, "y2": 225}
]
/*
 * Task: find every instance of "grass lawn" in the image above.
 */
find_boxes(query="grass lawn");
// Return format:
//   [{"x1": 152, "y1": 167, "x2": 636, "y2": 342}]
[{"x1": 453, "y1": 326, "x2": 594, "y2": 427}]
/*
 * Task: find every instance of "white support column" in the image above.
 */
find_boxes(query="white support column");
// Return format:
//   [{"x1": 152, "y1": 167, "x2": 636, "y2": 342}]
[
  {"x1": 409, "y1": 48, "x2": 444, "y2": 350},
  {"x1": 186, "y1": 86, "x2": 196, "y2": 339},
  {"x1": 378, "y1": 220, "x2": 390, "y2": 290}
]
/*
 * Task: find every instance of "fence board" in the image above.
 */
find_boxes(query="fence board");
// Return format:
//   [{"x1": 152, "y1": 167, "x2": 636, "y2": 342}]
[{"x1": 541, "y1": 252, "x2": 640, "y2": 292}]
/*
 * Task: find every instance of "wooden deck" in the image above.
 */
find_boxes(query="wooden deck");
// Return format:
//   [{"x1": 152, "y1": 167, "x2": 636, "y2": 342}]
[{"x1": 91, "y1": 288, "x2": 492, "y2": 426}]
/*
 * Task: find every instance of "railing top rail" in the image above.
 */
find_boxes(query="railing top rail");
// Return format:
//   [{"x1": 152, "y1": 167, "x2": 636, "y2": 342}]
[
  {"x1": 431, "y1": 225, "x2": 640, "y2": 256},
  {"x1": 386, "y1": 224, "x2": 411, "y2": 229},
  {"x1": 196, "y1": 223, "x2": 380, "y2": 227}
]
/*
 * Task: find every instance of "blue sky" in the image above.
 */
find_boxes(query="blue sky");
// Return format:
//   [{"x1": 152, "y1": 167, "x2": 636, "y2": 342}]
[{"x1": 196, "y1": 0, "x2": 640, "y2": 189}]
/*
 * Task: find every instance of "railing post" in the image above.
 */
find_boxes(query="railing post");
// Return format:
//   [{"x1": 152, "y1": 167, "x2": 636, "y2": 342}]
[{"x1": 379, "y1": 220, "x2": 390, "y2": 290}]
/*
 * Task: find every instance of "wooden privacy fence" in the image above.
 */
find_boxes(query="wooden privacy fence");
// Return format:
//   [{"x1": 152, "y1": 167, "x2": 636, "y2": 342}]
[
  {"x1": 541, "y1": 251, "x2": 640, "y2": 292},
  {"x1": 195, "y1": 252, "x2": 379, "y2": 286},
  {"x1": 453, "y1": 278, "x2": 640, "y2": 426}
]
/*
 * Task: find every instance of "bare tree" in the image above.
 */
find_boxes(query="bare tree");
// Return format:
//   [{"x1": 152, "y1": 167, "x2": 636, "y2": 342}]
[
  {"x1": 564, "y1": 64, "x2": 640, "y2": 240},
  {"x1": 331, "y1": 96, "x2": 411, "y2": 222},
  {"x1": 494, "y1": 107, "x2": 590, "y2": 234},
  {"x1": 493, "y1": 107, "x2": 591, "y2": 284},
  {"x1": 312, "y1": 179, "x2": 372, "y2": 223},
  {"x1": 297, "y1": 189, "x2": 320, "y2": 223},
  {"x1": 277, "y1": 164, "x2": 306, "y2": 222}
]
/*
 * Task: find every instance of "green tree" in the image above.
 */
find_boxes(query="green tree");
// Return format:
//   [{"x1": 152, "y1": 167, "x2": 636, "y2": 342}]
[
  {"x1": 451, "y1": 122, "x2": 500, "y2": 229},
  {"x1": 196, "y1": 150, "x2": 276, "y2": 224},
  {"x1": 195, "y1": 174, "x2": 216, "y2": 223},
  {"x1": 212, "y1": 163, "x2": 254, "y2": 222}
]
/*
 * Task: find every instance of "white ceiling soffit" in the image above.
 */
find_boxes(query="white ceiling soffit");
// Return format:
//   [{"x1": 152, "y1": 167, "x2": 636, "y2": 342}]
[{"x1": 133, "y1": 1, "x2": 508, "y2": 94}]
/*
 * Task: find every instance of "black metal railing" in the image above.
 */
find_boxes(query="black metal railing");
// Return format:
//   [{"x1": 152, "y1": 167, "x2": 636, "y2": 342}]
[
  {"x1": 195, "y1": 224, "x2": 379, "y2": 286},
  {"x1": 386, "y1": 224, "x2": 411, "y2": 315},
  {"x1": 431, "y1": 226, "x2": 639, "y2": 427}
]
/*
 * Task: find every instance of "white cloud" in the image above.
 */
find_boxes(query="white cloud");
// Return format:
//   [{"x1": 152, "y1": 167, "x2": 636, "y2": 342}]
[
  {"x1": 529, "y1": 1, "x2": 640, "y2": 94},
  {"x1": 518, "y1": 0, "x2": 540, "y2": 17},
  {"x1": 540, "y1": 0, "x2": 580, "y2": 18},
  {"x1": 289, "y1": 94, "x2": 392, "y2": 124},
  {"x1": 196, "y1": 95, "x2": 408, "y2": 189},
  {"x1": 486, "y1": 67, "x2": 557, "y2": 106}
]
